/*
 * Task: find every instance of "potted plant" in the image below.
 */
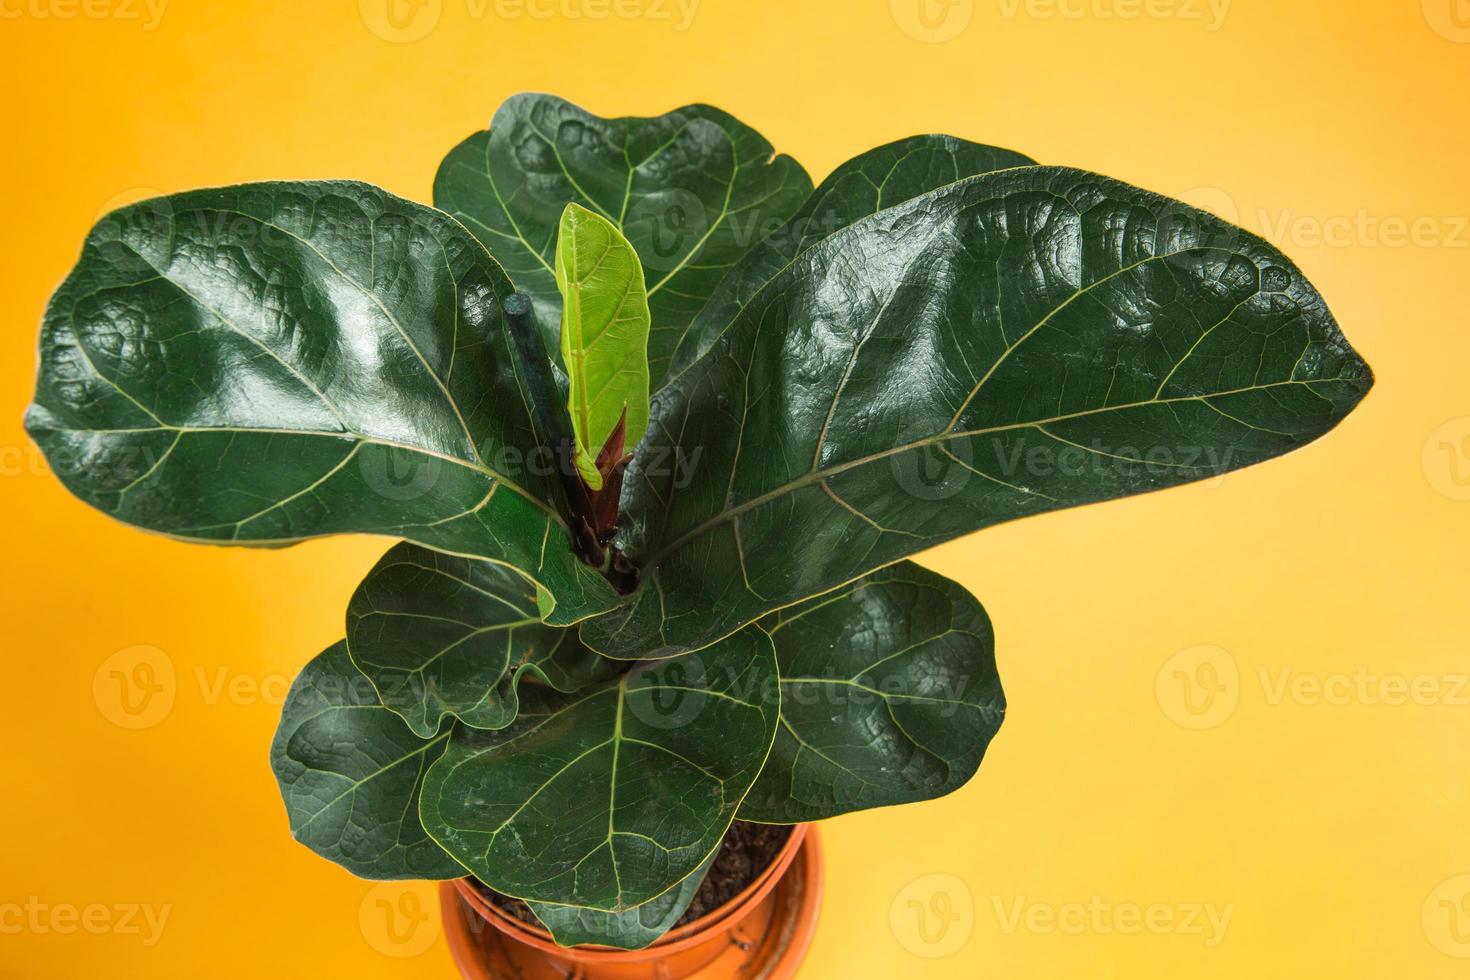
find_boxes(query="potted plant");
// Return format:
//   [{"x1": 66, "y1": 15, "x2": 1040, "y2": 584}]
[{"x1": 26, "y1": 93, "x2": 1372, "y2": 977}]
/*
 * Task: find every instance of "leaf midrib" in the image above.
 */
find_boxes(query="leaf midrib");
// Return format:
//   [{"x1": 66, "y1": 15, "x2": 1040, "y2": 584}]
[
  {"x1": 646, "y1": 376, "x2": 1356, "y2": 565},
  {"x1": 41, "y1": 419, "x2": 560, "y2": 524}
]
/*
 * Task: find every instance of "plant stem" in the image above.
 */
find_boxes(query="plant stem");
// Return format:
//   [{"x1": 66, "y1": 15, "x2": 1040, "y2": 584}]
[
  {"x1": 502, "y1": 293, "x2": 566, "y2": 451},
  {"x1": 501, "y1": 293, "x2": 605, "y2": 566}
]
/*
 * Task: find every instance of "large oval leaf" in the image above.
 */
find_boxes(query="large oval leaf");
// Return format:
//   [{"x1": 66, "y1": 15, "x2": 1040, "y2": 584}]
[
  {"x1": 671, "y1": 134, "x2": 1037, "y2": 372},
  {"x1": 584, "y1": 166, "x2": 1374, "y2": 657},
  {"x1": 433, "y1": 94, "x2": 812, "y2": 383},
  {"x1": 525, "y1": 848, "x2": 717, "y2": 950},
  {"x1": 347, "y1": 543, "x2": 618, "y2": 737},
  {"x1": 24, "y1": 181, "x2": 619, "y2": 626},
  {"x1": 270, "y1": 642, "x2": 463, "y2": 880},
  {"x1": 419, "y1": 628, "x2": 780, "y2": 911},
  {"x1": 740, "y1": 562, "x2": 1003, "y2": 823}
]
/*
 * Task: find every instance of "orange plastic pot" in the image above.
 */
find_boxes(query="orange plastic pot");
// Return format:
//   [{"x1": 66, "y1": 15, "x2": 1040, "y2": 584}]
[{"x1": 441, "y1": 825, "x2": 822, "y2": 979}]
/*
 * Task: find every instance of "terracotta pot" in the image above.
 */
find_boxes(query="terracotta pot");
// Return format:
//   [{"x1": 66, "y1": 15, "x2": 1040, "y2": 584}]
[{"x1": 441, "y1": 825, "x2": 822, "y2": 979}]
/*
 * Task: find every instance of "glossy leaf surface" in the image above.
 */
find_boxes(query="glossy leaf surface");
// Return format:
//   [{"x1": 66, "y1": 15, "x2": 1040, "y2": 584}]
[
  {"x1": 555, "y1": 203, "x2": 651, "y2": 489},
  {"x1": 672, "y1": 135, "x2": 1036, "y2": 372},
  {"x1": 347, "y1": 543, "x2": 618, "y2": 737},
  {"x1": 270, "y1": 642, "x2": 462, "y2": 880},
  {"x1": 526, "y1": 849, "x2": 716, "y2": 950},
  {"x1": 740, "y1": 562, "x2": 1003, "y2": 823},
  {"x1": 25, "y1": 181, "x2": 621, "y2": 626},
  {"x1": 584, "y1": 166, "x2": 1374, "y2": 657},
  {"x1": 420, "y1": 628, "x2": 779, "y2": 911},
  {"x1": 433, "y1": 93, "x2": 812, "y2": 383}
]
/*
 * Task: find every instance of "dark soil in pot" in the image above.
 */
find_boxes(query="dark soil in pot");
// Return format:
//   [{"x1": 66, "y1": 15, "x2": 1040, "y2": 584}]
[{"x1": 473, "y1": 821, "x2": 792, "y2": 930}]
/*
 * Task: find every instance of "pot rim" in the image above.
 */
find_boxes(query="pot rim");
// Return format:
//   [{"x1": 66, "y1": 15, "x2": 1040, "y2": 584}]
[{"x1": 452, "y1": 822, "x2": 810, "y2": 960}]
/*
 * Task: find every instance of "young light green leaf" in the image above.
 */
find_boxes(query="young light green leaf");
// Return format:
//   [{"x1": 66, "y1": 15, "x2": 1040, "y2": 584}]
[
  {"x1": 555, "y1": 202, "x2": 652, "y2": 490},
  {"x1": 270, "y1": 642, "x2": 464, "y2": 880},
  {"x1": 741, "y1": 562, "x2": 1003, "y2": 823}
]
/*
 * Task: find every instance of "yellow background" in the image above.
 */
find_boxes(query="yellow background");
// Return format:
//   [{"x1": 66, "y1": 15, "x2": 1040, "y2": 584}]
[{"x1": 2, "y1": 0, "x2": 1467, "y2": 976}]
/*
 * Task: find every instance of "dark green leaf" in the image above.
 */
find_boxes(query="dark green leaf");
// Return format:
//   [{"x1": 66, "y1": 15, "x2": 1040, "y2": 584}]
[
  {"x1": 584, "y1": 166, "x2": 1373, "y2": 657},
  {"x1": 25, "y1": 181, "x2": 619, "y2": 626},
  {"x1": 525, "y1": 848, "x2": 717, "y2": 950},
  {"x1": 740, "y1": 562, "x2": 1003, "y2": 823},
  {"x1": 433, "y1": 93, "x2": 812, "y2": 384},
  {"x1": 270, "y1": 642, "x2": 463, "y2": 880},
  {"x1": 555, "y1": 202, "x2": 651, "y2": 488},
  {"x1": 347, "y1": 543, "x2": 618, "y2": 738},
  {"x1": 419, "y1": 628, "x2": 780, "y2": 911},
  {"x1": 671, "y1": 135, "x2": 1036, "y2": 372}
]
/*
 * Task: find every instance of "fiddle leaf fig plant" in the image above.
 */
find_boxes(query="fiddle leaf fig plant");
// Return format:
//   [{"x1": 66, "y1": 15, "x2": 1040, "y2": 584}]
[{"x1": 27, "y1": 93, "x2": 1372, "y2": 951}]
